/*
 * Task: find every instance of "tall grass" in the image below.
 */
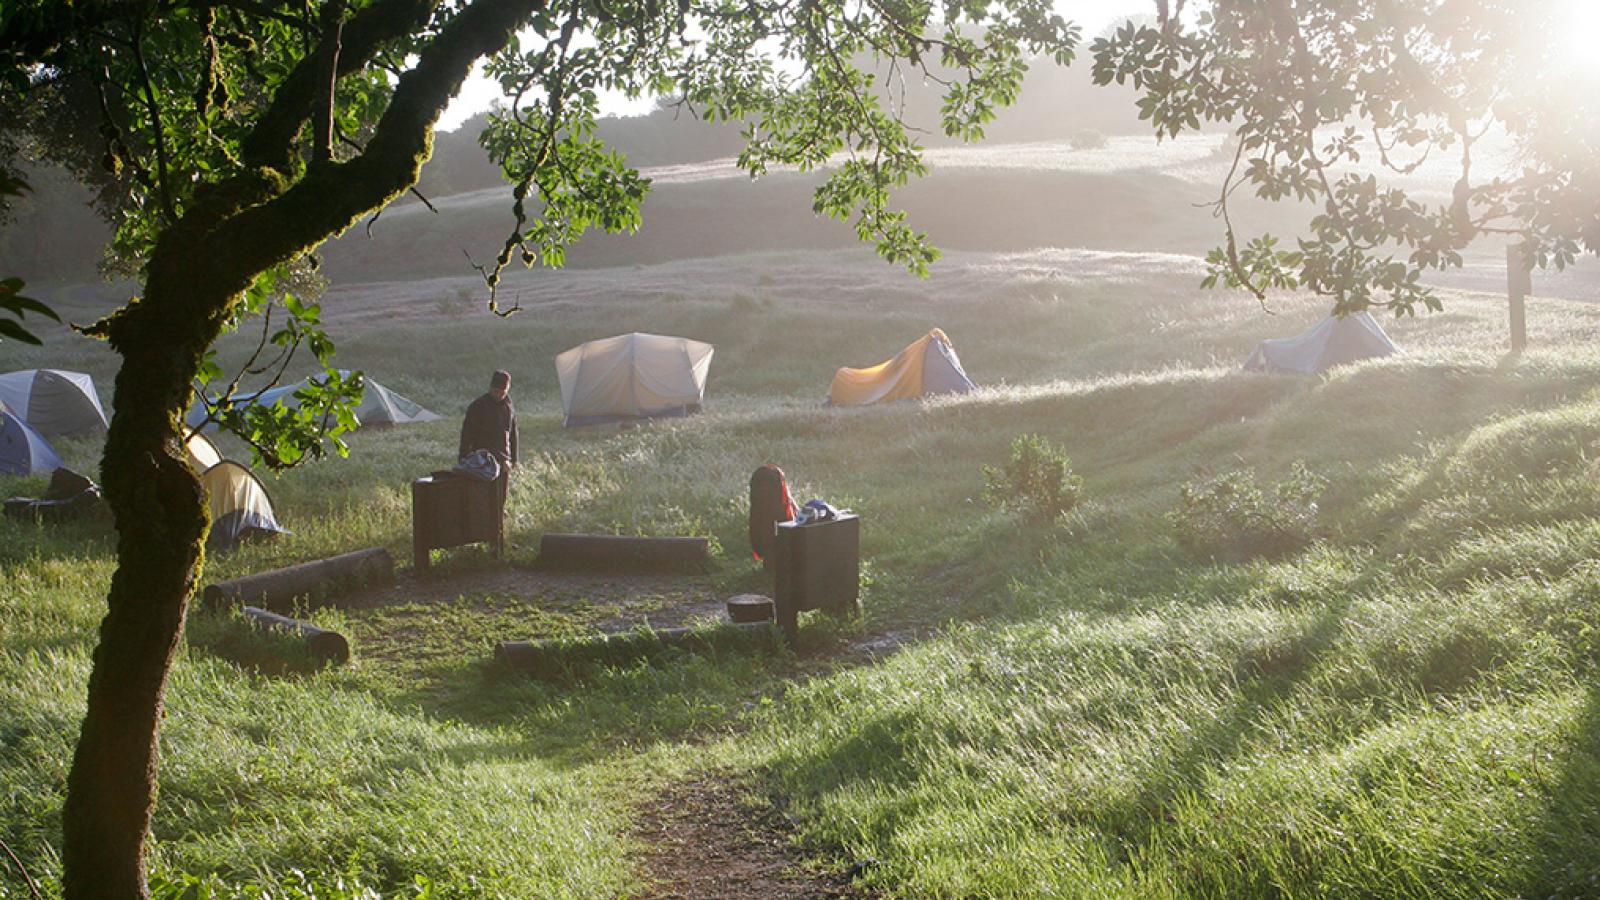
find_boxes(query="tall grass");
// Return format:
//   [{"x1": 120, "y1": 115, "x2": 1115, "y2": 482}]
[{"x1": 6, "y1": 251, "x2": 1600, "y2": 895}]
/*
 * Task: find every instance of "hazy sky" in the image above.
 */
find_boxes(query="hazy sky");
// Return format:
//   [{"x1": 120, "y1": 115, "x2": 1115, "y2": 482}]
[{"x1": 436, "y1": 0, "x2": 1160, "y2": 130}]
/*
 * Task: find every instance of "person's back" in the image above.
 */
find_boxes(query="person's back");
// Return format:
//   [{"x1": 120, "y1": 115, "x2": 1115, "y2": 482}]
[{"x1": 460, "y1": 371, "x2": 518, "y2": 467}]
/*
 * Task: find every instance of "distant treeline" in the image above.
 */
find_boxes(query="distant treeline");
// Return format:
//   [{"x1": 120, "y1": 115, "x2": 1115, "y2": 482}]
[
  {"x1": 416, "y1": 63, "x2": 1158, "y2": 199},
  {"x1": 3, "y1": 59, "x2": 1163, "y2": 283}
]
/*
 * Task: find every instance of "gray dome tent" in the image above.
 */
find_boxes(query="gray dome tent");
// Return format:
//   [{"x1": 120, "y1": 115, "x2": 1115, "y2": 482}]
[
  {"x1": 0, "y1": 369, "x2": 109, "y2": 437},
  {"x1": 187, "y1": 371, "x2": 440, "y2": 430},
  {"x1": 1, "y1": 410, "x2": 63, "y2": 476},
  {"x1": 1243, "y1": 312, "x2": 1398, "y2": 374}
]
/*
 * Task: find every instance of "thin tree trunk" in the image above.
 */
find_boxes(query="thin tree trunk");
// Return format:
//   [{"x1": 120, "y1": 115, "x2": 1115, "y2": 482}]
[{"x1": 61, "y1": 275, "x2": 224, "y2": 899}]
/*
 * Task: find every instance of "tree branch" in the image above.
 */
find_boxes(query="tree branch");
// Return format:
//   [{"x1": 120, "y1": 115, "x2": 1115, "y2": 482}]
[
  {"x1": 312, "y1": 0, "x2": 346, "y2": 164},
  {"x1": 218, "y1": 0, "x2": 551, "y2": 281},
  {"x1": 130, "y1": 14, "x2": 176, "y2": 222},
  {"x1": 240, "y1": 0, "x2": 437, "y2": 170}
]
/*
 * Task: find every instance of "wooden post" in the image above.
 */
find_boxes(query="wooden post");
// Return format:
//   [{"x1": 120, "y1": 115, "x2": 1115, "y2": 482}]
[{"x1": 1508, "y1": 244, "x2": 1530, "y2": 354}]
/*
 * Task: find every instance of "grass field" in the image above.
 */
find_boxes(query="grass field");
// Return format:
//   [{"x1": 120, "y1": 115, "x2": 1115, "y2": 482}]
[{"x1": 5, "y1": 245, "x2": 1600, "y2": 897}]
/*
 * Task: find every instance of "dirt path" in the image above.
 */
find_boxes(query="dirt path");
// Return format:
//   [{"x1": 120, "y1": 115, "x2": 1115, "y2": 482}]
[
  {"x1": 335, "y1": 564, "x2": 901, "y2": 897},
  {"x1": 633, "y1": 774, "x2": 871, "y2": 899}
]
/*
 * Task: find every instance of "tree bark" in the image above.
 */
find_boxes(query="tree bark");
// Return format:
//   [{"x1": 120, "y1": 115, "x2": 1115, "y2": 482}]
[
  {"x1": 62, "y1": 266, "x2": 230, "y2": 899},
  {"x1": 55, "y1": 2, "x2": 543, "y2": 893}
]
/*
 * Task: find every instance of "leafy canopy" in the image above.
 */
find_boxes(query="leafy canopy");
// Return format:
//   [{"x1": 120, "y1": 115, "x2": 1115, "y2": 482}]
[
  {"x1": 1091, "y1": 0, "x2": 1600, "y2": 315},
  {"x1": 2, "y1": 0, "x2": 1076, "y2": 461}
]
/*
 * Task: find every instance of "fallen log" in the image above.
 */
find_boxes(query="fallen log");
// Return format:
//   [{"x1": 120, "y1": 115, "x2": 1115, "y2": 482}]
[
  {"x1": 241, "y1": 606, "x2": 351, "y2": 665},
  {"x1": 538, "y1": 533, "x2": 710, "y2": 573},
  {"x1": 202, "y1": 547, "x2": 394, "y2": 612},
  {"x1": 495, "y1": 621, "x2": 777, "y2": 679}
]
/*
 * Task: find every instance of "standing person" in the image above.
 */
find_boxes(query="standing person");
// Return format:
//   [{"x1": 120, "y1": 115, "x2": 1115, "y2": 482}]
[{"x1": 460, "y1": 370, "x2": 518, "y2": 469}]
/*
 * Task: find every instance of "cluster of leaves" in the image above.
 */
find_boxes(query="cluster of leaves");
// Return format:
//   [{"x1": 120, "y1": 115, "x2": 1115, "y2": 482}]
[
  {"x1": 0, "y1": 274, "x2": 56, "y2": 345},
  {"x1": 982, "y1": 433, "x2": 1082, "y2": 524},
  {"x1": 191, "y1": 268, "x2": 360, "y2": 468},
  {"x1": 473, "y1": 0, "x2": 1081, "y2": 288},
  {"x1": 1090, "y1": 0, "x2": 1598, "y2": 315},
  {"x1": 1168, "y1": 461, "x2": 1327, "y2": 561},
  {"x1": 0, "y1": 171, "x2": 59, "y2": 344}
]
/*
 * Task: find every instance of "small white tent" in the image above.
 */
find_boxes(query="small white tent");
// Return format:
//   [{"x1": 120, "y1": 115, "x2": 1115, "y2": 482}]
[
  {"x1": 187, "y1": 371, "x2": 440, "y2": 430},
  {"x1": 199, "y1": 460, "x2": 289, "y2": 550},
  {"x1": 828, "y1": 329, "x2": 977, "y2": 406},
  {"x1": 555, "y1": 333, "x2": 714, "y2": 427},
  {"x1": 1243, "y1": 312, "x2": 1398, "y2": 374},
  {"x1": 178, "y1": 430, "x2": 288, "y2": 548},
  {"x1": 0, "y1": 370, "x2": 109, "y2": 437}
]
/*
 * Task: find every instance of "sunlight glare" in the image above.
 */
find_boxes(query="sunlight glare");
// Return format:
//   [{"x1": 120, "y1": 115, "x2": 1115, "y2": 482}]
[{"x1": 1555, "y1": 0, "x2": 1600, "y2": 78}]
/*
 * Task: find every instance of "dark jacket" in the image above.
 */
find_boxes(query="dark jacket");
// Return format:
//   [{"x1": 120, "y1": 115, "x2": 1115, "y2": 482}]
[{"x1": 460, "y1": 392, "x2": 518, "y2": 465}]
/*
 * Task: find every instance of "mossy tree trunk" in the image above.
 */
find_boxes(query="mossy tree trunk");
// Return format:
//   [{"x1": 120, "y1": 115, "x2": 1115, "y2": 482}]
[
  {"x1": 61, "y1": 269, "x2": 231, "y2": 897},
  {"x1": 56, "y1": 0, "x2": 542, "y2": 894}
]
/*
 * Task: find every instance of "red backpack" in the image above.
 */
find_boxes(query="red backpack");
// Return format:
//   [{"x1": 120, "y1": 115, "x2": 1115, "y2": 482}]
[{"x1": 748, "y1": 464, "x2": 798, "y2": 562}]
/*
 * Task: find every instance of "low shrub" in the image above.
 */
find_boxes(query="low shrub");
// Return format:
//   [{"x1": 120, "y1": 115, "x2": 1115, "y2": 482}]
[
  {"x1": 434, "y1": 285, "x2": 474, "y2": 317},
  {"x1": 982, "y1": 434, "x2": 1082, "y2": 524},
  {"x1": 1068, "y1": 128, "x2": 1108, "y2": 150},
  {"x1": 1169, "y1": 461, "x2": 1327, "y2": 560}
]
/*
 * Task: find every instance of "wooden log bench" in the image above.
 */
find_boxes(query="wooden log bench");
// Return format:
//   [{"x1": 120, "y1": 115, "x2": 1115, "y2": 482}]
[
  {"x1": 537, "y1": 533, "x2": 710, "y2": 573},
  {"x1": 241, "y1": 606, "x2": 351, "y2": 665},
  {"x1": 202, "y1": 547, "x2": 394, "y2": 612}
]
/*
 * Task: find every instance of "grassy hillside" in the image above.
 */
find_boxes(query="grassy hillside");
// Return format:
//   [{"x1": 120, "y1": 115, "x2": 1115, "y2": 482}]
[{"x1": 5, "y1": 250, "x2": 1600, "y2": 896}]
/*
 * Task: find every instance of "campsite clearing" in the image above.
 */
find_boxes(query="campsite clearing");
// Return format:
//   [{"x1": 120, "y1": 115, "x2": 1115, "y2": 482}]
[{"x1": 5, "y1": 248, "x2": 1600, "y2": 896}]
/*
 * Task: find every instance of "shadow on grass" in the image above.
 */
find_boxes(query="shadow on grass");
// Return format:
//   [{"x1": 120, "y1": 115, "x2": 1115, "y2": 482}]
[
  {"x1": 367, "y1": 634, "x2": 803, "y2": 768},
  {"x1": 1101, "y1": 595, "x2": 1354, "y2": 864},
  {"x1": 1518, "y1": 684, "x2": 1600, "y2": 898}
]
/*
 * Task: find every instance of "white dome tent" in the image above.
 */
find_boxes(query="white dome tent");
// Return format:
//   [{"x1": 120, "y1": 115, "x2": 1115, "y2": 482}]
[
  {"x1": 184, "y1": 431, "x2": 225, "y2": 471},
  {"x1": 555, "y1": 332, "x2": 714, "y2": 427},
  {"x1": 0, "y1": 369, "x2": 109, "y2": 437}
]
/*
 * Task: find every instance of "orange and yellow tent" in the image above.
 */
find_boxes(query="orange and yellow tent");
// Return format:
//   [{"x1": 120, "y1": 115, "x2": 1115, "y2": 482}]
[{"x1": 828, "y1": 329, "x2": 977, "y2": 407}]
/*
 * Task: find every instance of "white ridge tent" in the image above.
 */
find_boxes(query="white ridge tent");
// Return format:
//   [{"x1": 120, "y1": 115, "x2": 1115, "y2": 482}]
[
  {"x1": 556, "y1": 332, "x2": 714, "y2": 427},
  {"x1": 1243, "y1": 312, "x2": 1398, "y2": 374},
  {"x1": 0, "y1": 369, "x2": 109, "y2": 437},
  {"x1": 187, "y1": 370, "x2": 440, "y2": 430}
]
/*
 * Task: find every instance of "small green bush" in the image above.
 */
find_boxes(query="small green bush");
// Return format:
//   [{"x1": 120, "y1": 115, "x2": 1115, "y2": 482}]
[
  {"x1": 434, "y1": 285, "x2": 474, "y2": 317},
  {"x1": 1169, "y1": 461, "x2": 1327, "y2": 560},
  {"x1": 982, "y1": 434, "x2": 1082, "y2": 523},
  {"x1": 1068, "y1": 128, "x2": 1108, "y2": 150}
]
